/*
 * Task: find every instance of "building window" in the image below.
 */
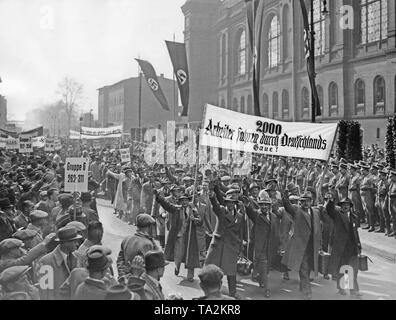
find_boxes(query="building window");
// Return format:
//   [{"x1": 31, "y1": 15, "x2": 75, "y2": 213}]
[
  {"x1": 240, "y1": 97, "x2": 245, "y2": 113},
  {"x1": 262, "y1": 93, "x2": 269, "y2": 117},
  {"x1": 309, "y1": 0, "x2": 326, "y2": 56},
  {"x1": 282, "y1": 5, "x2": 290, "y2": 60},
  {"x1": 317, "y1": 85, "x2": 324, "y2": 115},
  {"x1": 268, "y1": 16, "x2": 280, "y2": 68},
  {"x1": 329, "y1": 82, "x2": 339, "y2": 116},
  {"x1": 233, "y1": 98, "x2": 239, "y2": 111},
  {"x1": 355, "y1": 79, "x2": 366, "y2": 115},
  {"x1": 361, "y1": 0, "x2": 388, "y2": 44},
  {"x1": 377, "y1": 128, "x2": 380, "y2": 139},
  {"x1": 220, "y1": 33, "x2": 227, "y2": 79},
  {"x1": 302, "y1": 87, "x2": 310, "y2": 119},
  {"x1": 272, "y1": 92, "x2": 279, "y2": 119},
  {"x1": 374, "y1": 75, "x2": 386, "y2": 114},
  {"x1": 282, "y1": 90, "x2": 289, "y2": 119},
  {"x1": 236, "y1": 29, "x2": 246, "y2": 76},
  {"x1": 247, "y1": 95, "x2": 253, "y2": 115}
]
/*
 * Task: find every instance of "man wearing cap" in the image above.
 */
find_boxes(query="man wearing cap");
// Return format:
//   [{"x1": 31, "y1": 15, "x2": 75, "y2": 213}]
[
  {"x1": 0, "y1": 266, "x2": 39, "y2": 300},
  {"x1": 281, "y1": 189, "x2": 322, "y2": 300},
  {"x1": 296, "y1": 162, "x2": 308, "y2": 193},
  {"x1": 325, "y1": 198, "x2": 362, "y2": 297},
  {"x1": 388, "y1": 171, "x2": 396, "y2": 238},
  {"x1": 141, "y1": 250, "x2": 168, "y2": 300},
  {"x1": 75, "y1": 221, "x2": 104, "y2": 268},
  {"x1": 154, "y1": 190, "x2": 201, "y2": 282},
  {"x1": 360, "y1": 164, "x2": 376, "y2": 232},
  {"x1": 14, "y1": 200, "x2": 34, "y2": 230},
  {"x1": 74, "y1": 246, "x2": 115, "y2": 300},
  {"x1": 140, "y1": 172, "x2": 156, "y2": 216},
  {"x1": 336, "y1": 163, "x2": 350, "y2": 202},
  {"x1": 348, "y1": 164, "x2": 365, "y2": 225},
  {"x1": 193, "y1": 264, "x2": 234, "y2": 300},
  {"x1": 376, "y1": 169, "x2": 390, "y2": 234},
  {"x1": 128, "y1": 169, "x2": 145, "y2": 225},
  {"x1": 12, "y1": 229, "x2": 38, "y2": 251},
  {"x1": 117, "y1": 214, "x2": 159, "y2": 280},
  {"x1": 0, "y1": 198, "x2": 17, "y2": 242},
  {"x1": 151, "y1": 178, "x2": 171, "y2": 247},
  {"x1": 81, "y1": 192, "x2": 99, "y2": 223},
  {"x1": 106, "y1": 167, "x2": 129, "y2": 217},
  {"x1": 38, "y1": 226, "x2": 82, "y2": 300},
  {"x1": 206, "y1": 191, "x2": 245, "y2": 299},
  {"x1": 329, "y1": 164, "x2": 341, "y2": 205},
  {"x1": 243, "y1": 193, "x2": 279, "y2": 298},
  {"x1": 26, "y1": 210, "x2": 48, "y2": 247}
]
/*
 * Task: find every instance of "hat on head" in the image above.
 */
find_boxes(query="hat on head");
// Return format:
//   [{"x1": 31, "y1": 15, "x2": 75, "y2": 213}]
[
  {"x1": 0, "y1": 198, "x2": 12, "y2": 209},
  {"x1": 178, "y1": 193, "x2": 191, "y2": 201},
  {"x1": 198, "y1": 264, "x2": 224, "y2": 287},
  {"x1": 223, "y1": 194, "x2": 239, "y2": 203},
  {"x1": 86, "y1": 245, "x2": 112, "y2": 272},
  {"x1": 289, "y1": 195, "x2": 300, "y2": 202},
  {"x1": 286, "y1": 183, "x2": 298, "y2": 193},
  {"x1": 299, "y1": 192, "x2": 313, "y2": 201},
  {"x1": 226, "y1": 188, "x2": 239, "y2": 196},
  {"x1": 220, "y1": 176, "x2": 231, "y2": 183},
  {"x1": 338, "y1": 198, "x2": 353, "y2": 207},
  {"x1": 12, "y1": 229, "x2": 38, "y2": 241},
  {"x1": 80, "y1": 192, "x2": 92, "y2": 203},
  {"x1": 136, "y1": 214, "x2": 156, "y2": 228},
  {"x1": 21, "y1": 181, "x2": 32, "y2": 192},
  {"x1": 0, "y1": 266, "x2": 31, "y2": 285},
  {"x1": 1, "y1": 292, "x2": 30, "y2": 300},
  {"x1": 305, "y1": 186, "x2": 316, "y2": 196},
  {"x1": 265, "y1": 177, "x2": 277, "y2": 185},
  {"x1": 182, "y1": 176, "x2": 194, "y2": 182},
  {"x1": 144, "y1": 250, "x2": 169, "y2": 271},
  {"x1": 55, "y1": 214, "x2": 71, "y2": 229},
  {"x1": 58, "y1": 194, "x2": 74, "y2": 207},
  {"x1": 66, "y1": 221, "x2": 87, "y2": 232},
  {"x1": 55, "y1": 226, "x2": 83, "y2": 242},
  {"x1": 249, "y1": 183, "x2": 260, "y2": 191},
  {"x1": 0, "y1": 238, "x2": 24, "y2": 256},
  {"x1": 29, "y1": 210, "x2": 48, "y2": 221},
  {"x1": 105, "y1": 285, "x2": 133, "y2": 300}
]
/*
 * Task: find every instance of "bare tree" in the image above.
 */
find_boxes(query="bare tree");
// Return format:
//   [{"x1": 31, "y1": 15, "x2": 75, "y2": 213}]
[{"x1": 57, "y1": 77, "x2": 83, "y2": 134}]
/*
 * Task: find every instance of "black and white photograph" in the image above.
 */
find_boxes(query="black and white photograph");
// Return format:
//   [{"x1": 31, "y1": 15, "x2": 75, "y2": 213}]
[{"x1": 0, "y1": 0, "x2": 396, "y2": 306}]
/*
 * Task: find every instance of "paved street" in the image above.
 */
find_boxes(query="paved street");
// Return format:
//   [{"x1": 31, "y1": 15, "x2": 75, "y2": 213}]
[{"x1": 98, "y1": 199, "x2": 396, "y2": 300}]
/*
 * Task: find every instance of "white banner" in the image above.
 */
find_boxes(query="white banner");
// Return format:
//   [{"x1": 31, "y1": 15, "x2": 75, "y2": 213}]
[
  {"x1": 0, "y1": 137, "x2": 7, "y2": 149},
  {"x1": 64, "y1": 158, "x2": 89, "y2": 193},
  {"x1": 45, "y1": 138, "x2": 55, "y2": 152},
  {"x1": 32, "y1": 136, "x2": 46, "y2": 148},
  {"x1": 120, "y1": 148, "x2": 131, "y2": 163},
  {"x1": 54, "y1": 138, "x2": 62, "y2": 151},
  {"x1": 19, "y1": 135, "x2": 33, "y2": 153},
  {"x1": 69, "y1": 125, "x2": 123, "y2": 140},
  {"x1": 6, "y1": 137, "x2": 19, "y2": 150},
  {"x1": 200, "y1": 104, "x2": 338, "y2": 161}
]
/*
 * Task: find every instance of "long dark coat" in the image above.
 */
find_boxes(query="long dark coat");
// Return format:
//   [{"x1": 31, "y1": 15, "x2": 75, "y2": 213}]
[
  {"x1": 205, "y1": 195, "x2": 244, "y2": 276},
  {"x1": 325, "y1": 201, "x2": 361, "y2": 275},
  {"x1": 281, "y1": 197, "x2": 322, "y2": 277},
  {"x1": 155, "y1": 195, "x2": 200, "y2": 269}
]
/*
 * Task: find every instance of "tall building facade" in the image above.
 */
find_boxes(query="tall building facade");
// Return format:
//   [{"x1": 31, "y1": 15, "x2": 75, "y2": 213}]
[
  {"x1": 0, "y1": 95, "x2": 7, "y2": 129},
  {"x1": 182, "y1": 0, "x2": 396, "y2": 146},
  {"x1": 98, "y1": 75, "x2": 180, "y2": 134}
]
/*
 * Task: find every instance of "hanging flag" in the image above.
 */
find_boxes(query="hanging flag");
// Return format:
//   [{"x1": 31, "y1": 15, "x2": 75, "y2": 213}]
[
  {"x1": 245, "y1": 0, "x2": 259, "y2": 55},
  {"x1": 299, "y1": 0, "x2": 321, "y2": 117},
  {"x1": 165, "y1": 41, "x2": 190, "y2": 117},
  {"x1": 135, "y1": 59, "x2": 170, "y2": 111},
  {"x1": 22, "y1": 126, "x2": 44, "y2": 137}
]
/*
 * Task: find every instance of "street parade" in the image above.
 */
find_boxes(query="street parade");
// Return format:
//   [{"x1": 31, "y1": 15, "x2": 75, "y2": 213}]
[{"x1": 1, "y1": 0, "x2": 396, "y2": 305}]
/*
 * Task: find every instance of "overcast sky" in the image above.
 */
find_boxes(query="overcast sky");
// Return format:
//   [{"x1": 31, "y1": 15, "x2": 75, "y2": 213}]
[{"x1": 0, "y1": 0, "x2": 186, "y2": 121}]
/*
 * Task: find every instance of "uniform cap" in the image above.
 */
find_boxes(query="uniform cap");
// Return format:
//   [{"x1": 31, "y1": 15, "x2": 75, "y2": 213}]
[
  {"x1": 12, "y1": 229, "x2": 38, "y2": 241},
  {"x1": 66, "y1": 221, "x2": 87, "y2": 232},
  {"x1": 29, "y1": 210, "x2": 48, "y2": 221},
  {"x1": 0, "y1": 266, "x2": 31, "y2": 285},
  {"x1": 136, "y1": 214, "x2": 156, "y2": 228}
]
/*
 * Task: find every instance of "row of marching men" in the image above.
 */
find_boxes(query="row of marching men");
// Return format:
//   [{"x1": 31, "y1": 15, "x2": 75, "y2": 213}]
[{"x1": 138, "y1": 169, "x2": 366, "y2": 300}]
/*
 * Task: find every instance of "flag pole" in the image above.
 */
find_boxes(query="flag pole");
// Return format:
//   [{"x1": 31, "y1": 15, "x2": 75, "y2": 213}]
[
  {"x1": 138, "y1": 57, "x2": 143, "y2": 143},
  {"x1": 172, "y1": 33, "x2": 177, "y2": 125}
]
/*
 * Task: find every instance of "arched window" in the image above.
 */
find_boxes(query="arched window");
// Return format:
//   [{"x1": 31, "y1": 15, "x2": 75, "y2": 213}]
[
  {"x1": 268, "y1": 16, "x2": 280, "y2": 68},
  {"x1": 329, "y1": 82, "x2": 339, "y2": 116},
  {"x1": 374, "y1": 75, "x2": 386, "y2": 114},
  {"x1": 282, "y1": 90, "x2": 289, "y2": 119},
  {"x1": 236, "y1": 29, "x2": 246, "y2": 75},
  {"x1": 247, "y1": 95, "x2": 253, "y2": 115},
  {"x1": 310, "y1": 0, "x2": 326, "y2": 56},
  {"x1": 361, "y1": 0, "x2": 388, "y2": 44},
  {"x1": 317, "y1": 85, "x2": 324, "y2": 115},
  {"x1": 355, "y1": 79, "x2": 366, "y2": 115},
  {"x1": 233, "y1": 98, "x2": 239, "y2": 111},
  {"x1": 262, "y1": 93, "x2": 269, "y2": 117},
  {"x1": 282, "y1": 5, "x2": 290, "y2": 60},
  {"x1": 272, "y1": 92, "x2": 279, "y2": 119},
  {"x1": 220, "y1": 33, "x2": 227, "y2": 79},
  {"x1": 302, "y1": 87, "x2": 310, "y2": 119},
  {"x1": 240, "y1": 97, "x2": 245, "y2": 113}
]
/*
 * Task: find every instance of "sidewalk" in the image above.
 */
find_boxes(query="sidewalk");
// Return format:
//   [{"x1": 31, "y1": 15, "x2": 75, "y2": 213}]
[{"x1": 360, "y1": 230, "x2": 396, "y2": 264}]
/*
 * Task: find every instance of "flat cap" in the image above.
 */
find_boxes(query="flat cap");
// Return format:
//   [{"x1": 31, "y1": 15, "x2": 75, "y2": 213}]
[
  {"x1": 29, "y1": 210, "x2": 48, "y2": 220},
  {"x1": 221, "y1": 176, "x2": 231, "y2": 182},
  {"x1": 198, "y1": 264, "x2": 224, "y2": 286},
  {"x1": 0, "y1": 238, "x2": 24, "y2": 255},
  {"x1": 12, "y1": 229, "x2": 38, "y2": 241},
  {"x1": 66, "y1": 221, "x2": 87, "y2": 232},
  {"x1": 136, "y1": 214, "x2": 156, "y2": 228},
  {"x1": 0, "y1": 266, "x2": 31, "y2": 285}
]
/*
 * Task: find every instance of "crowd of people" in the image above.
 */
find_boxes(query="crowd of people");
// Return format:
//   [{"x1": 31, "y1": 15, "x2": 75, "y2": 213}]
[{"x1": 0, "y1": 142, "x2": 395, "y2": 300}]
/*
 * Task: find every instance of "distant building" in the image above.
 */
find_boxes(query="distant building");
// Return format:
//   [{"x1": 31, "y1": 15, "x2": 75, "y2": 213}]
[
  {"x1": 81, "y1": 112, "x2": 95, "y2": 128},
  {"x1": 97, "y1": 75, "x2": 181, "y2": 135},
  {"x1": 182, "y1": 0, "x2": 396, "y2": 146},
  {"x1": 0, "y1": 95, "x2": 7, "y2": 129}
]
